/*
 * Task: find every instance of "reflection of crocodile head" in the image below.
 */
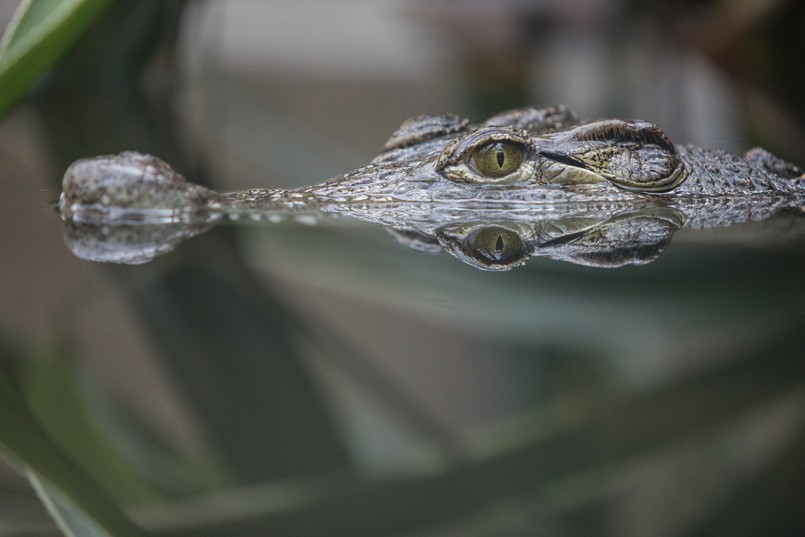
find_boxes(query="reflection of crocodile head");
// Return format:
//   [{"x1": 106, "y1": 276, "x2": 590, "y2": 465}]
[
  {"x1": 61, "y1": 205, "x2": 688, "y2": 269},
  {"x1": 423, "y1": 207, "x2": 687, "y2": 270},
  {"x1": 59, "y1": 105, "x2": 805, "y2": 269}
]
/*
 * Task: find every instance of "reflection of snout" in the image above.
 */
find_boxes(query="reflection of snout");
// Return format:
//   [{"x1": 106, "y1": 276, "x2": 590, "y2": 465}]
[{"x1": 62, "y1": 218, "x2": 219, "y2": 265}]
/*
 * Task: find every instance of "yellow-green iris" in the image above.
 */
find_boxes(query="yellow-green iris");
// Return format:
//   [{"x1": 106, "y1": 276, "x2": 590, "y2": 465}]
[
  {"x1": 470, "y1": 141, "x2": 524, "y2": 178},
  {"x1": 468, "y1": 226, "x2": 524, "y2": 264}
]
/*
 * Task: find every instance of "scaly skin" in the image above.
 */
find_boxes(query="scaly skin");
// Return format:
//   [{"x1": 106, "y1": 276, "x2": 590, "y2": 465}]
[
  {"x1": 218, "y1": 105, "x2": 803, "y2": 212},
  {"x1": 58, "y1": 106, "x2": 804, "y2": 269},
  {"x1": 60, "y1": 105, "x2": 804, "y2": 217}
]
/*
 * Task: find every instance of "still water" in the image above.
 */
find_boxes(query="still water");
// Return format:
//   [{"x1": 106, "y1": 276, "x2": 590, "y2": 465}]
[{"x1": 2, "y1": 14, "x2": 805, "y2": 537}]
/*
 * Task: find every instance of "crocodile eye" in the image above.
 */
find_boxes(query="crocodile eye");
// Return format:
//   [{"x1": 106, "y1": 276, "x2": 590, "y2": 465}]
[
  {"x1": 436, "y1": 126, "x2": 533, "y2": 184},
  {"x1": 468, "y1": 226, "x2": 524, "y2": 264},
  {"x1": 470, "y1": 141, "x2": 524, "y2": 178}
]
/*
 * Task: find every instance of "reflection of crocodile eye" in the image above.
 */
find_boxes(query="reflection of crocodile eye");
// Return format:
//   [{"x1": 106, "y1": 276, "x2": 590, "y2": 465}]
[
  {"x1": 468, "y1": 226, "x2": 524, "y2": 264},
  {"x1": 470, "y1": 141, "x2": 524, "y2": 178}
]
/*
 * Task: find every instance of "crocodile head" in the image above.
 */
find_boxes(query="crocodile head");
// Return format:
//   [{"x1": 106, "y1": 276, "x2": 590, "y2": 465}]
[
  {"x1": 61, "y1": 105, "x2": 803, "y2": 220},
  {"x1": 302, "y1": 106, "x2": 688, "y2": 205},
  {"x1": 58, "y1": 104, "x2": 804, "y2": 270}
]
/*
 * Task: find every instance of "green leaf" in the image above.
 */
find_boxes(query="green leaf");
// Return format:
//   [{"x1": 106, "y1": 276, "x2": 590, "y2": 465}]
[
  {"x1": 26, "y1": 351, "x2": 165, "y2": 504},
  {"x1": 29, "y1": 471, "x2": 121, "y2": 537},
  {"x1": 0, "y1": 368, "x2": 148, "y2": 537},
  {"x1": 0, "y1": 0, "x2": 112, "y2": 117}
]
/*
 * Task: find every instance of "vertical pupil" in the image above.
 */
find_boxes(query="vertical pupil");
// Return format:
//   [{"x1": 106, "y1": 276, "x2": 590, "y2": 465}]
[
  {"x1": 495, "y1": 234, "x2": 504, "y2": 254},
  {"x1": 496, "y1": 146, "x2": 505, "y2": 168}
]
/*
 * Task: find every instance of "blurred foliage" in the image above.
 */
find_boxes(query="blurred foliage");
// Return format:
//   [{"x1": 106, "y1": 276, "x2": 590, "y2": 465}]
[
  {"x1": 0, "y1": 0, "x2": 111, "y2": 118},
  {"x1": 25, "y1": 350, "x2": 164, "y2": 503},
  {"x1": 0, "y1": 361, "x2": 148, "y2": 537}
]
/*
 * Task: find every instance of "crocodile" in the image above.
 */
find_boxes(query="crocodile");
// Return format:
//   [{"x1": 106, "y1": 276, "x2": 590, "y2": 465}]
[{"x1": 59, "y1": 105, "x2": 805, "y2": 269}]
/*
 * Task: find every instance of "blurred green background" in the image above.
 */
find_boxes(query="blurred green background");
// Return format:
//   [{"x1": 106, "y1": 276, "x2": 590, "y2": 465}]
[{"x1": 0, "y1": 1, "x2": 803, "y2": 536}]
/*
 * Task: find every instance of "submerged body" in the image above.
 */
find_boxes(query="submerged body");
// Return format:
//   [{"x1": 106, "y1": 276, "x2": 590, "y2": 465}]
[{"x1": 59, "y1": 106, "x2": 804, "y2": 268}]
